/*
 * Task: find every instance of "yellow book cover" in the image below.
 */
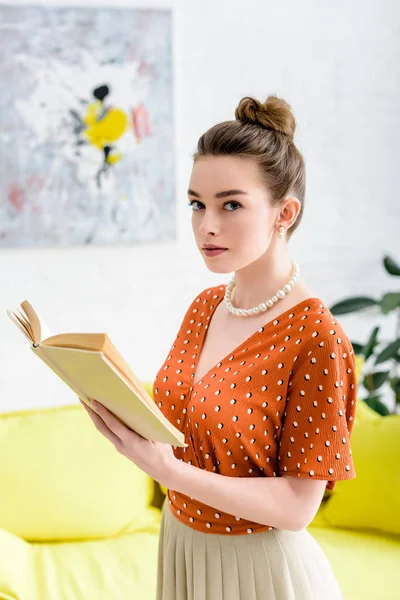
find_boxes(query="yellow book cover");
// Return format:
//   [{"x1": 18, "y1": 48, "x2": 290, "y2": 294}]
[{"x1": 6, "y1": 300, "x2": 187, "y2": 448}]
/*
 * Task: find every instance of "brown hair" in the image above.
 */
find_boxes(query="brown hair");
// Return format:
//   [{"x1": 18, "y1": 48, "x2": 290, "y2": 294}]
[{"x1": 192, "y1": 95, "x2": 306, "y2": 239}]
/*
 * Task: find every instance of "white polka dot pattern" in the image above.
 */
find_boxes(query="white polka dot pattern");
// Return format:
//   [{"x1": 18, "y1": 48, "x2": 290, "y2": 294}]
[
  {"x1": 277, "y1": 324, "x2": 357, "y2": 487},
  {"x1": 153, "y1": 285, "x2": 357, "y2": 535}
]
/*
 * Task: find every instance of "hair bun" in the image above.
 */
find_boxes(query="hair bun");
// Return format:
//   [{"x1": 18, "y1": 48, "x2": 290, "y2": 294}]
[{"x1": 234, "y1": 95, "x2": 296, "y2": 141}]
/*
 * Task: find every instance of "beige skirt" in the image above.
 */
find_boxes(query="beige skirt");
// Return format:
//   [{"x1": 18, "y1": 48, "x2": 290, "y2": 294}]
[{"x1": 156, "y1": 498, "x2": 344, "y2": 600}]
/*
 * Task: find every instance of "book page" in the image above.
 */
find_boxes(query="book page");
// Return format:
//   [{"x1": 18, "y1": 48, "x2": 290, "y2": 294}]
[
  {"x1": 7, "y1": 310, "x2": 33, "y2": 343},
  {"x1": 19, "y1": 301, "x2": 41, "y2": 344},
  {"x1": 21, "y1": 300, "x2": 51, "y2": 343},
  {"x1": 36, "y1": 314, "x2": 52, "y2": 343}
]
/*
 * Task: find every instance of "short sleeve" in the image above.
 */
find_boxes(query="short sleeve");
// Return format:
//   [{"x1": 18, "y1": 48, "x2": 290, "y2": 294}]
[{"x1": 278, "y1": 328, "x2": 357, "y2": 491}]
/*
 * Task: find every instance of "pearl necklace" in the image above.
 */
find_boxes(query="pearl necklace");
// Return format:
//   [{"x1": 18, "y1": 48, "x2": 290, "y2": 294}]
[{"x1": 224, "y1": 260, "x2": 300, "y2": 317}]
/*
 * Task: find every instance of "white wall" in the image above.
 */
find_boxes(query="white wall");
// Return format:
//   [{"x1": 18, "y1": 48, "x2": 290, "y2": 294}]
[{"x1": 1, "y1": 0, "x2": 399, "y2": 412}]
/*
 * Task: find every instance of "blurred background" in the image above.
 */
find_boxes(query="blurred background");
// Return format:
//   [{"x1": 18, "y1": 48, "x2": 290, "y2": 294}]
[{"x1": 1, "y1": 0, "x2": 399, "y2": 414}]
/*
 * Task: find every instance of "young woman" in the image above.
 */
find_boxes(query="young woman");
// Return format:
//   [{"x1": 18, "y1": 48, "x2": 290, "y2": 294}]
[
  {"x1": 81, "y1": 94, "x2": 357, "y2": 599},
  {"x1": 153, "y1": 95, "x2": 357, "y2": 600}
]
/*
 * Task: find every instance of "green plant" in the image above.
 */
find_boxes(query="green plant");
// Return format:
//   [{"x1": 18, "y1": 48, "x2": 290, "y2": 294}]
[{"x1": 329, "y1": 255, "x2": 400, "y2": 416}]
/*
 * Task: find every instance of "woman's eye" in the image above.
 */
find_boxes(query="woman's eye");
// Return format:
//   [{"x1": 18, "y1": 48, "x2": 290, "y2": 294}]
[
  {"x1": 188, "y1": 201, "x2": 241, "y2": 211},
  {"x1": 188, "y1": 200, "x2": 202, "y2": 210},
  {"x1": 224, "y1": 201, "x2": 241, "y2": 211}
]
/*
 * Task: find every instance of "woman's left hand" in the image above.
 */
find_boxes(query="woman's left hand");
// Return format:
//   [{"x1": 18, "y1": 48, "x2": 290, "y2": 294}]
[{"x1": 79, "y1": 398, "x2": 178, "y2": 489}]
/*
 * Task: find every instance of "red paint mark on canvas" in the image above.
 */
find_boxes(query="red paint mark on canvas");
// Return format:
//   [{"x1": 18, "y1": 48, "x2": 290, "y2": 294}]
[
  {"x1": 132, "y1": 104, "x2": 151, "y2": 143},
  {"x1": 8, "y1": 184, "x2": 25, "y2": 212}
]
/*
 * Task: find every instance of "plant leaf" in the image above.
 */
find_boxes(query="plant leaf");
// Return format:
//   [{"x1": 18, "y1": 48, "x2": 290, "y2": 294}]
[
  {"x1": 329, "y1": 297, "x2": 378, "y2": 315},
  {"x1": 362, "y1": 370, "x2": 390, "y2": 391},
  {"x1": 351, "y1": 341, "x2": 365, "y2": 355},
  {"x1": 363, "y1": 326, "x2": 380, "y2": 361},
  {"x1": 389, "y1": 377, "x2": 400, "y2": 396},
  {"x1": 383, "y1": 255, "x2": 400, "y2": 276},
  {"x1": 375, "y1": 338, "x2": 400, "y2": 365},
  {"x1": 363, "y1": 395, "x2": 391, "y2": 416},
  {"x1": 380, "y1": 293, "x2": 400, "y2": 315}
]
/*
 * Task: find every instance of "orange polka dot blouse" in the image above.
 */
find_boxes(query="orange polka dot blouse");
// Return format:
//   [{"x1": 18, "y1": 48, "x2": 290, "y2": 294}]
[{"x1": 153, "y1": 284, "x2": 357, "y2": 535}]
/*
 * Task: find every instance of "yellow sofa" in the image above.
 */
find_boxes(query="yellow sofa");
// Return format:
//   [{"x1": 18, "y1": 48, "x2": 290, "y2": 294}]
[{"x1": 1, "y1": 379, "x2": 399, "y2": 600}]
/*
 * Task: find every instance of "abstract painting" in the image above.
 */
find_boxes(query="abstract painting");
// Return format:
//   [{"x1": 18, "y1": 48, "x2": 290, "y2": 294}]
[{"x1": 0, "y1": 6, "x2": 175, "y2": 247}]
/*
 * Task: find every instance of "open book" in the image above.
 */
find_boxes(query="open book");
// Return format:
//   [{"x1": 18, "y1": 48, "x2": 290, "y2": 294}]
[{"x1": 7, "y1": 300, "x2": 187, "y2": 448}]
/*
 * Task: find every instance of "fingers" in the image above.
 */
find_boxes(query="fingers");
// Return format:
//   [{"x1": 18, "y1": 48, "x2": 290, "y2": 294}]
[
  {"x1": 89, "y1": 400, "x2": 126, "y2": 436},
  {"x1": 80, "y1": 399, "x2": 122, "y2": 448},
  {"x1": 80, "y1": 398, "x2": 128, "y2": 444},
  {"x1": 91, "y1": 412, "x2": 123, "y2": 448},
  {"x1": 79, "y1": 398, "x2": 97, "y2": 410}
]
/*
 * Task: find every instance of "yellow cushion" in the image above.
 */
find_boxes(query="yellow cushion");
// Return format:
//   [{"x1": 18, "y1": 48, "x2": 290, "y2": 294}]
[
  {"x1": 0, "y1": 509, "x2": 162, "y2": 600},
  {"x1": 0, "y1": 528, "x2": 33, "y2": 598},
  {"x1": 308, "y1": 525, "x2": 400, "y2": 599},
  {"x1": 355, "y1": 354, "x2": 364, "y2": 382},
  {"x1": 313, "y1": 400, "x2": 400, "y2": 535},
  {"x1": 0, "y1": 404, "x2": 154, "y2": 542},
  {"x1": 159, "y1": 483, "x2": 168, "y2": 496}
]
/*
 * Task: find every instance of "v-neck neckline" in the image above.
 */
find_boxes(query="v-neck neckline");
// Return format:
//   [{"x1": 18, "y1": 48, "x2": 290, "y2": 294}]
[{"x1": 191, "y1": 286, "x2": 323, "y2": 388}]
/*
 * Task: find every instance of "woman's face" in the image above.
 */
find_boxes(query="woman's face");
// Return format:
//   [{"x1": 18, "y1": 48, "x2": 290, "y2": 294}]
[{"x1": 188, "y1": 155, "x2": 279, "y2": 274}]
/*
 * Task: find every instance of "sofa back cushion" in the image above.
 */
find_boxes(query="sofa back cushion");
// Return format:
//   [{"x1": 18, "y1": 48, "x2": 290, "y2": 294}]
[
  {"x1": 0, "y1": 403, "x2": 154, "y2": 542},
  {"x1": 313, "y1": 399, "x2": 400, "y2": 536}
]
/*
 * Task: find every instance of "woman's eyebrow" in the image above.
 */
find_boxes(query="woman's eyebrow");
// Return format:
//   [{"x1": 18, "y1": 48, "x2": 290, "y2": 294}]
[{"x1": 187, "y1": 189, "x2": 249, "y2": 199}]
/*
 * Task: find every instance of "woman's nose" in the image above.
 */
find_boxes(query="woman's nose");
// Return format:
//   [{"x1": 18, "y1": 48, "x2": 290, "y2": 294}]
[{"x1": 198, "y1": 211, "x2": 221, "y2": 235}]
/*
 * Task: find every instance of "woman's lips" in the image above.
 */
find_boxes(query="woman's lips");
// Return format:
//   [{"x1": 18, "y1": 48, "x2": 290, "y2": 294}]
[{"x1": 203, "y1": 248, "x2": 228, "y2": 257}]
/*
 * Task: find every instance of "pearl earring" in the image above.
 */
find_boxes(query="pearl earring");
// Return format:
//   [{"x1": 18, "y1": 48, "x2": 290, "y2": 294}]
[{"x1": 278, "y1": 226, "x2": 285, "y2": 238}]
